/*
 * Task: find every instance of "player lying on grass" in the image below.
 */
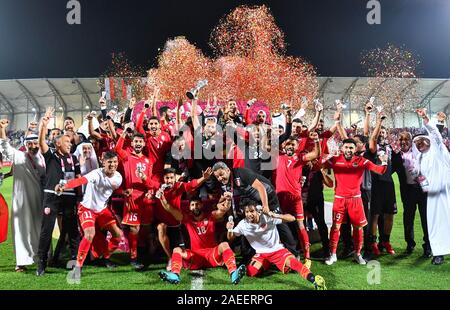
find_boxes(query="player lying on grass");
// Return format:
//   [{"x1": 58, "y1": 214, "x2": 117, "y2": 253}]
[
  {"x1": 226, "y1": 198, "x2": 326, "y2": 290},
  {"x1": 55, "y1": 151, "x2": 123, "y2": 275},
  {"x1": 157, "y1": 191, "x2": 246, "y2": 285}
]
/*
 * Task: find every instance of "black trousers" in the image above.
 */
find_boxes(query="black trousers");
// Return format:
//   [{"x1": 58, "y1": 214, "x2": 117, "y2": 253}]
[
  {"x1": 402, "y1": 185, "x2": 430, "y2": 250},
  {"x1": 304, "y1": 172, "x2": 329, "y2": 252},
  {"x1": 37, "y1": 194, "x2": 79, "y2": 265}
]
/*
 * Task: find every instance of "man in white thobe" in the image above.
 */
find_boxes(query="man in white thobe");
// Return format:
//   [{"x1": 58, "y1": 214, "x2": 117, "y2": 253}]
[
  {"x1": 0, "y1": 119, "x2": 46, "y2": 271},
  {"x1": 414, "y1": 109, "x2": 450, "y2": 265}
]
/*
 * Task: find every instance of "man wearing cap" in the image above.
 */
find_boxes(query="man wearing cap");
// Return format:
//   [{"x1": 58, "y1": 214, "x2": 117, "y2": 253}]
[
  {"x1": 414, "y1": 109, "x2": 450, "y2": 265},
  {"x1": 0, "y1": 119, "x2": 46, "y2": 272}
]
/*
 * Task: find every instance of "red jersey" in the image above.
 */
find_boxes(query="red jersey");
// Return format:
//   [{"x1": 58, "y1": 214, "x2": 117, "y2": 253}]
[
  {"x1": 303, "y1": 130, "x2": 333, "y2": 171},
  {"x1": 115, "y1": 137, "x2": 158, "y2": 195},
  {"x1": 135, "y1": 111, "x2": 173, "y2": 181},
  {"x1": 183, "y1": 213, "x2": 217, "y2": 250},
  {"x1": 326, "y1": 154, "x2": 387, "y2": 197},
  {"x1": 145, "y1": 132, "x2": 172, "y2": 179},
  {"x1": 153, "y1": 180, "x2": 200, "y2": 226},
  {"x1": 275, "y1": 153, "x2": 307, "y2": 195},
  {"x1": 97, "y1": 132, "x2": 116, "y2": 159},
  {"x1": 160, "y1": 120, "x2": 176, "y2": 137}
]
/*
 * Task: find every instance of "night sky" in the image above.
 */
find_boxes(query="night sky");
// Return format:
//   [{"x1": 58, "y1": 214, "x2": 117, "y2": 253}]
[{"x1": 0, "y1": 0, "x2": 449, "y2": 79}]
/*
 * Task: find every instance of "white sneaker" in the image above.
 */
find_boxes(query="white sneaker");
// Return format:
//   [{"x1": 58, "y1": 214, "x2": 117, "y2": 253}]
[
  {"x1": 325, "y1": 254, "x2": 337, "y2": 266},
  {"x1": 166, "y1": 259, "x2": 172, "y2": 271},
  {"x1": 353, "y1": 253, "x2": 367, "y2": 265}
]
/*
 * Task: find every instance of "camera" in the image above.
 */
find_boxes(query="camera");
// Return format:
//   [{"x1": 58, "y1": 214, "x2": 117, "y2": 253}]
[{"x1": 144, "y1": 103, "x2": 150, "y2": 109}]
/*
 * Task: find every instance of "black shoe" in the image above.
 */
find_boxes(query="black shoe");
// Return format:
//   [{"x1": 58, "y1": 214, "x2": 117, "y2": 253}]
[
  {"x1": 130, "y1": 259, "x2": 145, "y2": 271},
  {"x1": 406, "y1": 245, "x2": 415, "y2": 255},
  {"x1": 422, "y1": 249, "x2": 432, "y2": 258},
  {"x1": 339, "y1": 248, "x2": 355, "y2": 259},
  {"x1": 431, "y1": 256, "x2": 444, "y2": 265},
  {"x1": 36, "y1": 264, "x2": 46, "y2": 276},
  {"x1": 103, "y1": 258, "x2": 117, "y2": 269}
]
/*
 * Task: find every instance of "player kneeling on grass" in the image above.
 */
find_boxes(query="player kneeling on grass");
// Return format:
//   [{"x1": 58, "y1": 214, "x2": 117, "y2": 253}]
[
  {"x1": 157, "y1": 191, "x2": 246, "y2": 285},
  {"x1": 226, "y1": 199, "x2": 326, "y2": 290},
  {"x1": 55, "y1": 151, "x2": 123, "y2": 276}
]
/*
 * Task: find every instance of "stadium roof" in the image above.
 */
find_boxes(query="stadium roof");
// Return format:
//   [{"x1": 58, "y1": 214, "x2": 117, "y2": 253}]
[{"x1": 0, "y1": 77, "x2": 449, "y2": 124}]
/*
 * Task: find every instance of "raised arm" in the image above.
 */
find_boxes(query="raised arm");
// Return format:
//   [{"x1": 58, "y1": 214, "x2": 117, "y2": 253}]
[
  {"x1": 363, "y1": 100, "x2": 373, "y2": 137},
  {"x1": 364, "y1": 154, "x2": 388, "y2": 175},
  {"x1": 213, "y1": 193, "x2": 232, "y2": 221},
  {"x1": 107, "y1": 118, "x2": 118, "y2": 141},
  {"x1": 183, "y1": 167, "x2": 213, "y2": 192},
  {"x1": 308, "y1": 101, "x2": 323, "y2": 132},
  {"x1": 334, "y1": 109, "x2": 348, "y2": 139},
  {"x1": 88, "y1": 115, "x2": 102, "y2": 140},
  {"x1": 114, "y1": 133, "x2": 129, "y2": 161},
  {"x1": 151, "y1": 88, "x2": 159, "y2": 117},
  {"x1": 369, "y1": 112, "x2": 384, "y2": 154},
  {"x1": 38, "y1": 108, "x2": 54, "y2": 154},
  {"x1": 123, "y1": 97, "x2": 136, "y2": 123},
  {"x1": 417, "y1": 108, "x2": 442, "y2": 146},
  {"x1": 252, "y1": 178, "x2": 270, "y2": 214},
  {"x1": 303, "y1": 131, "x2": 321, "y2": 162},
  {"x1": 158, "y1": 191, "x2": 183, "y2": 222},
  {"x1": 191, "y1": 99, "x2": 201, "y2": 131},
  {"x1": 267, "y1": 211, "x2": 295, "y2": 223},
  {"x1": 279, "y1": 106, "x2": 293, "y2": 144}
]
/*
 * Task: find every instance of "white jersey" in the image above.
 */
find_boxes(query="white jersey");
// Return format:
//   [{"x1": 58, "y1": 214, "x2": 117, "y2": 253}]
[
  {"x1": 233, "y1": 214, "x2": 284, "y2": 254},
  {"x1": 81, "y1": 169, "x2": 122, "y2": 213}
]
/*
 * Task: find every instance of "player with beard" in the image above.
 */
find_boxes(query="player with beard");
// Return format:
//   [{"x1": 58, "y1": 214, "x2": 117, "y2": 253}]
[
  {"x1": 324, "y1": 138, "x2": 388, "y2": 266},
  {"x1": 152, "y1": 167, "x2": 213, "y2": 269},
  {"x1": 275, "y1": 134, "x2": 321, "y2": 268},
  {"x1": 115, "y1": 128, "x2": 160, "y2": 269},
  {"x1": 157, "y1": 194, "x2": 246, "y2": 285},
  {"x1": 367, "y1": 113, "x2": 398, "y2": 256},
  {"x1": 136, "y1": 104, "x2": 172, "y2": 183}
]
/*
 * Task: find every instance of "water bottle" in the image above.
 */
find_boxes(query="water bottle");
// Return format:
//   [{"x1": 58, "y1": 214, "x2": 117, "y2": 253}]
[
  {"x1": 56, "y1": 179, "x2": 67, "y2": 196},
  {"x1": 227, "y1": 215, "x2": 234, "y2": 233}
]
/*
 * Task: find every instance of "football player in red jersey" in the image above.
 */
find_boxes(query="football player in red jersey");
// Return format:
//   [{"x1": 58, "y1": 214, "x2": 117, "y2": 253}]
[
  {"x1": 115, "y1": 128, "x2": 159, "y2": 270},
  {"x1": 157, "y1": 192, "x2": 246, "y2": 285},
  {"x1": 152, "y1": 167, "x2": 213, "y2": 269},
  {"x1": 136, "y1": 103, "x2": 172, "y2": 183},
  {"x1": 323, "y1": 138, "x2": 388, "y2": 266},
  {"x1": 275, "y1": 132, "x2": 321, "y2": 268}
]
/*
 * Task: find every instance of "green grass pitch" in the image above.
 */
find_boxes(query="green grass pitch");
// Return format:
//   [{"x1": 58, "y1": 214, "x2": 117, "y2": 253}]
[{"x1": 0, "y1": 169, "x2": 449, "y2": 290}]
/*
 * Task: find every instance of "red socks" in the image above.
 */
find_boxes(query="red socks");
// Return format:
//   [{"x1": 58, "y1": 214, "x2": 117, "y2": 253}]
[
  {"x1": 222, "y1": 248, "x2": 237, "y2": 274},
  {"x1": 76, "y1": 237, "x2": 92, "y2": 267},
  {"x1": 297, "y1": 227, "x2": 311, "y2": 259},
  {"x1": 128, "y1": 233, "x2": 138, "y2": 260},
  {"x1": 171, "y1": 252, "x2": 183, "y2": 274},
  {"x1": 353, "y1": 227, "x2": 363, "y2": 255},
  {"x1": 329, "y1": 226, "x2": 341, "y2": 255},
  {"x1": 289, "y1": 258, "x2": 311, "y2": 280}
]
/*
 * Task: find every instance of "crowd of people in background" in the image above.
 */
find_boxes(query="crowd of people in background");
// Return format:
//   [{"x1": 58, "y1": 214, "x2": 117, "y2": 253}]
[{"x1": 1, "y1": 91, "x2": 450, "y2": 290}]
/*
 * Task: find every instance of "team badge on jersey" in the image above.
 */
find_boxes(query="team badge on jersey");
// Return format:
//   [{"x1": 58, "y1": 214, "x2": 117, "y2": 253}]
[{"x1": 352, "y1": 162, "x2": 358, "y2": 168}]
